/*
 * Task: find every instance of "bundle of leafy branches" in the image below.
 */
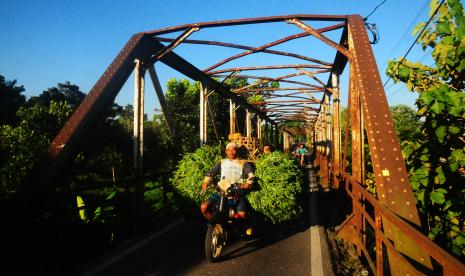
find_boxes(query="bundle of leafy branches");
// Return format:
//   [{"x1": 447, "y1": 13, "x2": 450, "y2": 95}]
[
  {"x1": 249, "y1": 151, "x2": 303, "y2": 224},
  {"x1": 171, "y1": 146, "x2": 303, "y2": 224},
  {"x1": 171, "y1": 145, "x2": 222, "y2": 205}
]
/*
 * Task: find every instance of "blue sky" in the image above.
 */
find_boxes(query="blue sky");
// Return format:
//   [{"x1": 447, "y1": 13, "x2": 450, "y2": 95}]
[{"x1": 1, "y1": 0, "x2": 434, "y2": 117}]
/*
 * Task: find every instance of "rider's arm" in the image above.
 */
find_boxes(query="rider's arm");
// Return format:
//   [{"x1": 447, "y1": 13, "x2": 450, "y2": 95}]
[
  {"x1": 241, "y1": 162, "x2": 254, "y2": 189},
  {"x1": 202, "y1": 163, "x2": 221, "y2": 192}
]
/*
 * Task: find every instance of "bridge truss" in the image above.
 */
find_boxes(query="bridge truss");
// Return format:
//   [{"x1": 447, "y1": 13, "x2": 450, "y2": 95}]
[{"x1": 21, "y1": 14, "x2": 465, "y2": 275}]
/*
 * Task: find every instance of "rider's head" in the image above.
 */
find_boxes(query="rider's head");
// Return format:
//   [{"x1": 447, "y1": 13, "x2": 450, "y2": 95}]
[{"x1": 225, "y1": 142, "x2": 238, "y2": 160}]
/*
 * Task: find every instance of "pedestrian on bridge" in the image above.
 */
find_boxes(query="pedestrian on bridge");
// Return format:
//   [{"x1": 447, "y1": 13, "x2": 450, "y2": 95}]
[{"x1": 297, "y1": 143, "x2": 308, "y2": 167}]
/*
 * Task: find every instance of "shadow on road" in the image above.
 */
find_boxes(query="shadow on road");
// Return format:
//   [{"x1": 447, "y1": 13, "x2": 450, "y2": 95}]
[{"x1": 91, "y1": 165, "x2": 344, "y2": 276}]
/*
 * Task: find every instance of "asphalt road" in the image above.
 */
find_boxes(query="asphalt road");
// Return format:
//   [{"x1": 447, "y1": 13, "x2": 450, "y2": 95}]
[
  {"x1": 84, "y1": 166, "x2": 336, "y2": 276},
  {"x1": 93, "y1": 208, "x2": 312, "y2": 276}
]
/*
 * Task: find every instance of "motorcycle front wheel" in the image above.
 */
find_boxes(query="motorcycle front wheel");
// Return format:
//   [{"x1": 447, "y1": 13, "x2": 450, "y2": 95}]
[{"x1": 205, "y1": 223, "x2": 225, "y2": 262}]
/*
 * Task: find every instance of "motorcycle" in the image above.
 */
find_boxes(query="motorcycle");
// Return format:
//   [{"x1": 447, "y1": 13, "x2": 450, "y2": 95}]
[{"x1": 204, "y1": 178, "x2": 249, "y2": 262}]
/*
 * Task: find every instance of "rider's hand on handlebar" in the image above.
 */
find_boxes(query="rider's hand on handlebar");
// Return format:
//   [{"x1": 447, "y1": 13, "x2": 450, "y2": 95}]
[
  {"x1": 201, "y1": 181, "x2": 210, "y2": 192},
  {"x1": 241, "y1": 180, "x2": 253, "y2": 190}
]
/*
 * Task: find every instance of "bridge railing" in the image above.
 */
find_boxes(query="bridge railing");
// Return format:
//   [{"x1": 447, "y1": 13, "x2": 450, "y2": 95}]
[
  {"x1": 312, "y1": 15, "x2": 465, "y2": 275},
  {"x1": 319, "y1": 156, "x2": 465, "y2": 275}
]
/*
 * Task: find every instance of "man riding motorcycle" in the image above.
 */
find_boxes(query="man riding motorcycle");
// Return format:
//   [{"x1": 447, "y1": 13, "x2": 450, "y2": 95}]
[{"x1": 200, "y1": 142, "x2": 254, "y2": 224}]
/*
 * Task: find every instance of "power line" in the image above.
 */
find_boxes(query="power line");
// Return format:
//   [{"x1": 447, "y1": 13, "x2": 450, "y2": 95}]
[
  {"x1": 418, "y1": 47, "x2": 434, "y2": 63},
  {"x1": 383, "y1": 0, "x2": 445, "y2": 88},
  {"x1": 387, "y1": 84, "x2": 404, "y2": 98},
  {"x1": 387, "y1": 50, "x2": 436, "y2": 98},
  {"x1": 364, "y1": 0, "x2": 389, "y2": 21},
  {"x1": 383, "y1": 0, "x2": 430, "y2": 66}
]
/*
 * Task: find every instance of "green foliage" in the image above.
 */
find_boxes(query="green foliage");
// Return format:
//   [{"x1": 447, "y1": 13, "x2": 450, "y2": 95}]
[
  {"x1": 171, "y1": 145, "x2": 223, "y2": 205},
  {"x1": 247, "y1": 94, "x2": 264, "y2": 104},
  {"x1": 248, "y1": 151, "x2": 303, "y2": 224},
  {"x1": 27, "y1": 81, "x2": 85, "y2": 109},
  {"x1": 144, "y1": 180, "x2": 176, "y2": 214},
  {"x1": 171, "y1": 148, "x2": 303, "y2": 224},
  {"x1": 76, "y1": 190, "x2": 119, "y2": 224},
  {"x1": 386, "y1": 0, "x2": 465, "y2": 257},
  {"x1": 163, "y1": 78, "x2": 200, "y2": 152},
  {"x1": 0, "y1": 101, "x2": 73, "y2": 199},
  {"x1": 390, "y1": 104, "x2": 423, "y2": 143}
]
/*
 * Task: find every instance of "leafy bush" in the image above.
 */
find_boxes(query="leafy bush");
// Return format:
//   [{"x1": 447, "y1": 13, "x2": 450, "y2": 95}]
[
  {"x1": 171, "y1": 147, "x2": 304, "y2": 224},
  {"x1": 386, "y1": 0, "x2": 465, "y2": 257},
  {"x1": 171, "y1": 145, "x2": 222, "y2": 205},
  {"x1": 144, "y1": 180, "x2": 176, "y2": 214},
  {"x1": 248, "y1": 151, "x2": 303, "y2": 224}
]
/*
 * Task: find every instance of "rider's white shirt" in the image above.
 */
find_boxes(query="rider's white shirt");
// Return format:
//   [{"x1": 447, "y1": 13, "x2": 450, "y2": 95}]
[{"x1": 220, "y1": 159, "x2": 243, "y2": 183}]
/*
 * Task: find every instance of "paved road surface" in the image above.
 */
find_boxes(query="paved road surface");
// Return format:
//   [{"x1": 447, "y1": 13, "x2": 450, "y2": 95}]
[{"x1": 82, "y1": 166, "x2": 334, "y2": 276}]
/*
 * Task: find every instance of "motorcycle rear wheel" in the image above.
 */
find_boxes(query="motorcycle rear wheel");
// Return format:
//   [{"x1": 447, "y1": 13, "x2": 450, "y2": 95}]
[{"x1": 205, "y1": 224, "x2": 225, "y2": 262}]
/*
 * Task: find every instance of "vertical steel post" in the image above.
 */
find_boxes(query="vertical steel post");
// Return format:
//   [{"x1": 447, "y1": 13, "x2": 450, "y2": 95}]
[
  {"x1": 324, "y1": 93, "x2": 332, "y2": 156},
  {"x1": 284, "y1": 132, "x2": 290, "y2": 153},
  {"x1": 133, "y1": 60, "x2": 145, "y2": 172},
  {"x1": 148, "y1": 65, "x2": 176, "y2": 138},
  {"x1": 246, "y1": 110, "x2": 251, "y2": 137},
  {"x1": 270, "y1": 125, "x2": 274, "y2": 146},
  {"x1": 332, "y1": 72, "x2": 341, "y2": 171},
  {"x1": 264, "y1": 122, "x2": 269, "y2": 145},
  {"x1": 257, "y1": 116, "x2": 261, "y2": 140},
  {"x1": 200, "y1": 83, "x2": 207, "y2": 146},
  {"x1": 133, "y1": 59, "x2": 145, "y2": 228},
  {"x1": 350, "y1": 66, "x2": 362, "y2": 183},
  {"x1": 349, "y1": 62, "x2": 363, "y2": 256},
  {"x1": 275, "y1": 126, "x2": 279, "y2": 148},
  {"x1": 229, "y1": 99, "x2": 235, "y2": 136},
  {"x1": 134, "y1": 60, "x2": 141, "y2": 169}
]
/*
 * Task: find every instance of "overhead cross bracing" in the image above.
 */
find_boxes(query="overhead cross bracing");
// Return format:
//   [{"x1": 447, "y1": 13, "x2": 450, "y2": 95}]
[{"x1": 145, "y1": 15, "x2": 348, "y2": 128}]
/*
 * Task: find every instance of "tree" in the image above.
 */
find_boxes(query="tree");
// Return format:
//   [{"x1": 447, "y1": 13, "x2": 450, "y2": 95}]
[
  {"x1": 164, "y1": 78, "x2": 200, "y2": 152},
  {"x1": 386, "y1": 0, "x2": 465, "y2": 256},
  {"x1": 0, "y1": 75, "x2": 26, "y2": 126},
  {"x1": 390, "y1": 104, "x2": 423, "y2": 143},
  {"x1": 28, "y1": 81, "x2": 85, "y2": 109},
  {"x1": 0, "y1": 101, "x2": 73, "y2": 199}
]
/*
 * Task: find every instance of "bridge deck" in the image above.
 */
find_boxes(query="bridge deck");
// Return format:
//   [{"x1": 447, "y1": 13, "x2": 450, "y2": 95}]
[{"x1": 77, "y1": 166, "x2": 335, "y2": 276}]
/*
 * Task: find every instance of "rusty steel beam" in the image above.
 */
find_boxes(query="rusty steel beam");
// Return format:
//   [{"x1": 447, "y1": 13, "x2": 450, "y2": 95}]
[
  {"x1": 154, "y1": 37, "x2": 332, "y2": 65},
  {"x1": 275, "y1": 117, "x2": 316, "y2": 122},
  {"x1": 264, "y1": 105, "x2": 319, "y2": 110},
  {"x1": 206, "y1": 64, "x2": 331, "y2": 75},
  {"x1": 151, "y1": 26, "x2": 199, "y2": 61},
  {"x1": 212, "y1": 69, "x2": 331, "y2": 81},
  {"x1": 233, "y1": 87, "x2": 325, "y2": 93},
  {"x1": 298, "y1": 67, "x2": 335, "y2": 94},
  {"x1": 272, "y1": 115, "x2": 317, "y2": 120},
  {"x1": 203, "y1": 23, "x2": 345, "y2": 72},
  {"x1": 244, "y1": 79, "x2": 317, "y2": 89},
  {"x1": 287, "y1": 18, "x2": 352, "y2": 59},
  {"x1": 266, "y1": 109, "x2": 315, "y2": 114},
  {"x1": 265, "y1": 103, "x2": 318, "y2": 108},
  {"x1": 148, "y1": 65, "x2": 176, "y2": 138},
  {"x1": 146, "y1": 37, "x2": 277, "y2": 126},
  {"x1": 262, "y1": 99, "x2": 319, "y2": 103},
  {"x1": 275, "y1": 112, "x2": 317, "y2": 116},
  {"x1": 337, "y1": 171, "x2": 465, "y2": 275},
  {"x1": 268, "y1": 94, "x2": 319, "y2": 101},
  {"x1": 232, "y1": 72, "x2": 306, "y2": 92},
  {"x1": 269, "y1": 91, "x2": 321, "y2": 102},
  {"x1": 347, "y1": 15, "x2": 420, "y2": 225},
  {"x1": 265, "y1": 111, "x2": 318, "y2": 116},
  {"x1": 264, "y1": 102, "x2": 318, "y2": 108},
  {"x1": 145, "y1": 14, "x2": 348, "y2": 35}
]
